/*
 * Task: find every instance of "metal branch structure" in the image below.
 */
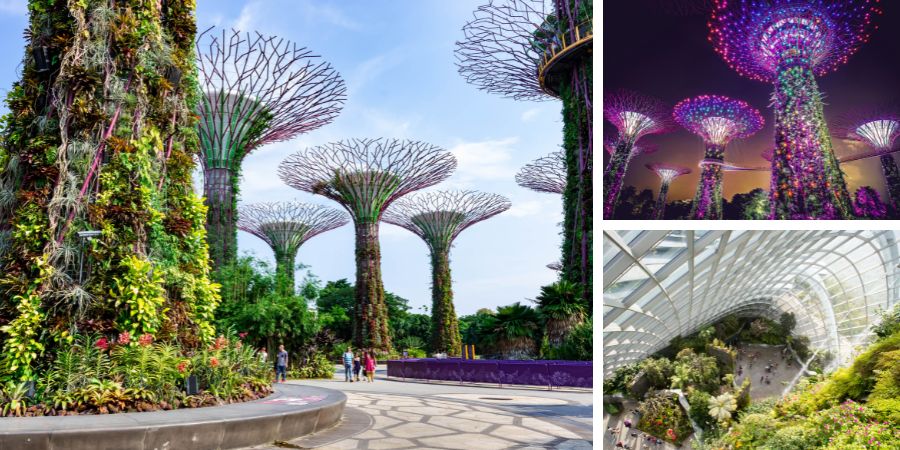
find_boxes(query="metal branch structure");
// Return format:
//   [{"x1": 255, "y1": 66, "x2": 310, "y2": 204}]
[
  {"x1": 835, "y1": 109, "x2": 900, "y2": 215},
  {"x1": 196, "y1": 28, "x2": 346, "y2": 270},
  {"x1": 674, "y1": 95, "x2": 764, "y2": 219},
  {"x1": 547, "y1": 261, "x2": 563, "y2": 271},
  {"x1": 238, "y1": 201, "x2": 348, "y2": 294},
  {"x1": 646, "y1": 163, "x2": 692, "y2": 220},
  {"x1": 604, "y1": 89, "x2": 673, "y2": 218},
  {"x1": 516, "y1": 151, "x2": 567, "y2": 194},
  {"x1": 278, "y1": 138, "x2": 457, "y2": 352},
  {"x1": 456, "y1": 0, "x2": 593, "y2": 305},
  {"x1": 709, "y1": 0, "x2": 882, "y2": 219},
  {"x1": 383, "y1": 190, "x2": 511, "y2": 355}
]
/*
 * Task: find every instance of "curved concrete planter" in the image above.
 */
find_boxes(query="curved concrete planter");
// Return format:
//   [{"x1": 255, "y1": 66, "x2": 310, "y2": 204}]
[{"x1": 0, "y1": 384, "x2": 346, "y2": 450}]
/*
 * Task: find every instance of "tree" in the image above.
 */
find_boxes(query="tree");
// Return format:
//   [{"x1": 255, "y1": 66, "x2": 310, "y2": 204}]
[
  {"x1": 671, "y1": 348, "x2": 720, "y2": 393},
  {"x1": 535, "y1": 280, "x2": 588, "y2": 347},
  {"x1": 640, "y1": 357, "x2": 674, "y2": 388},
  {"x1": 481, "y1": 302, "x2": 542, "y2": 359}
]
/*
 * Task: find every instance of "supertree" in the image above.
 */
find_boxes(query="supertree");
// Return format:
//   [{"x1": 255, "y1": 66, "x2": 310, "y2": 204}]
[
  {"x1": 383, "y1": 191, "x2": 510, "y2": 355},
  {"x1": 673, "y1": 95, "x2": 764, "y2": 219},
  {"x1": 836, "y1": 111, "x2": 900, "y2": 214},
  {"x1": 603, "y1": 89, "x2": 673, "y2": 218},
  {"x1": 547, "y1": 261, "x2": 563, "y2": 271},
  {"x1": 278, "y1": 138, "x2": 456, "y2": 352},
  {"x1": 853, "y1": 186, "x2": 888, "y2": 219},
  {"x1": 456, "y1": 0, "x2": 593, "y2": 304},
  {"x1": 0, "y1": 1, "x2": 217, "y2": 380},
  {"x1": 516, "y1": 151, "x2": 567, "y2": 194},
  {"x1": 646, "y1": 163, "x2": 692, "y2": 220},
  {"x1": 238, "y1": 202, "x2": 348, "y2": 294},
  {"x1": 709, "y1": 0, "x2": 882, "y2": 219},
  {"x1": 196, "y1": 28, "x2": 346, "y2": 270}
]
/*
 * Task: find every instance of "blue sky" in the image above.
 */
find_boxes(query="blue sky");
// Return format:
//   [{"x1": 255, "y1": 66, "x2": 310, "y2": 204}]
[{"x1": 0, "y1": 1, "x2": 565, "y2": 315}]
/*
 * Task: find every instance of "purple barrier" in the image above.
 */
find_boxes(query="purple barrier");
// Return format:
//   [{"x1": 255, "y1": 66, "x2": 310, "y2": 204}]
[{"x1": 386, "y1": 358, "x2": 592, "y2": 388}]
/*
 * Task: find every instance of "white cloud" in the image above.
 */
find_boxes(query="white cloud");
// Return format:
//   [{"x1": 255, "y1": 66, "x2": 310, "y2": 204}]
[
  {"x1": 506, "y1": 200, "x2": 545, "y2": 218},
  {"x1": 444, "y1": 137, "x2": 519, "y2": 187},
  {"x1": 0, "y1": 0, "x2": 24, "y2": 15},
  {"x1": 521, "y1": 108, "x2": 540, "y2": 122},
  {"x1": 233, "y1": 0, "x2": 263, "y2": 31},
  {"x1": 347, "y1": 50, "x2": 405, "y2": 94}
]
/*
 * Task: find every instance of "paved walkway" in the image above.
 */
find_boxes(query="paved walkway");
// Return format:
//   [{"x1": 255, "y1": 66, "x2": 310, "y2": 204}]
[
  {"x1": 734, "y1": 344, "x2": 800, "y2": 399},
  {"x1": 242, "y1": 364, "x2": 593, "y2": 449}
]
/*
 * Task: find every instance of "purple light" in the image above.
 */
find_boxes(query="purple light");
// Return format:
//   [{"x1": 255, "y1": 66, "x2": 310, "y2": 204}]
[
  {"x1": 673, "y1": 95, "x2": 763, "y2": 219},
  {"x1": 646, "y1": 163, "x2": 691, "y2": 220},
  {"x1": 709, "y1": 0, "x2": 882, "y2": 83}
]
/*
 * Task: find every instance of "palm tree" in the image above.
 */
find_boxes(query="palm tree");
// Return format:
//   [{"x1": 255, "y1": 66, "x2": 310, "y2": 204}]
[
  {"x1": 535, "y1": 280, "x2": 587, "y2": 347},
  {"x1": 482, "y1": 303, "x2": 541, "y2": 359}
]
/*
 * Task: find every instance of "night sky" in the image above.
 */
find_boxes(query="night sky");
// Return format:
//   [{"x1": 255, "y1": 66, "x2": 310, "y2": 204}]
[{"x1": 603, "y1": 0, "x2": 900, "y2": 203}]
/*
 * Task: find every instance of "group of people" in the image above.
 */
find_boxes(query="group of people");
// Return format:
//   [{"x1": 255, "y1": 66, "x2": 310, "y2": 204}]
[
  {"x1": 256, "y1": 344, "x2": 378, "y2": 384},
  {"x1": 343, "y1": 346, "x2": 377, "y2": 383},
  {"x1": 608, "y1": 417, "x2": 666, "y2": 449}
]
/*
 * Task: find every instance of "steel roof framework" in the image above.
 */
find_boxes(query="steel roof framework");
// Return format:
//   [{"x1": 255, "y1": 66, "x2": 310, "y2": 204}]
[{"x1": 602, "y1": 230, "x2": 900, "y2": 376}]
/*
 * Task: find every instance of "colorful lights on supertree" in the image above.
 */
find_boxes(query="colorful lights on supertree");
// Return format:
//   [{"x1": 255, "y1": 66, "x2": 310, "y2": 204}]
[
  {"x1": 709, "y1": 0, "x2": 882, "y2": 219},
  {"x1": 278, "y1": 138, "x2": 457, "y2": 352},
  {"x1": 603, "y1": 89, "x2": 673, "y2": 218},
  {"x1": 383, "y1": 191, "x2": 510, "y2": 355},
  {"x1": 836, "y1": 110, "x2": 900, "y2": 214},
  {"x1": 853, "y1": 186, "x2": 887, "y2": 219},
  {"x1": 646, "y1": 163, "x2": 692, "y2": 220},
  {"x1": 673, "y1": 95, "x2": 763, "y2": 219},
  {"x1": 516, "y1": 151, "x2": 567, "y2": 194},
  {"x1": 196, "y1": 28, "x2": 346, "y2": 270},
  {"x1": 238, "y1": 201, "x2": 348, "y2": 295},
  {"x1": 456, "y1": 0, "x2": 592, "y2": 304}
]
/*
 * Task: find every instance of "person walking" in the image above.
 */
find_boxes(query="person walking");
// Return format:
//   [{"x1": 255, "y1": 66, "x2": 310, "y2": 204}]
[
  {"x1": 365, "y1": 351, "x2": 377, "y2": 382},
  {"x1": 343, "y1": 346, "x2": 354, "y2": 382},
  {"x1": 352, "y1": 352, "x2": 362, "y2": 382},
  {"x1": 275, "y1": 345, "x2": 288, "y2": 383}
]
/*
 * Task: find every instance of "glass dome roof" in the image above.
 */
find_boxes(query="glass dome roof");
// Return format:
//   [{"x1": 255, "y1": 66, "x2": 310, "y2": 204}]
[{"x1": 603, "y1": 230, "x2": 900, "y2": 377}]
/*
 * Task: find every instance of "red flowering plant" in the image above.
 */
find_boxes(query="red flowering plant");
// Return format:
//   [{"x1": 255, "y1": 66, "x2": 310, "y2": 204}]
[
  {"x1": 95, "y1": 337, "x2": 110, "y2": 351},
  {"x1": 138, "y1": 333, "x2": 153, "y2": 347},
  {"x1": 117, "y1": 332, "x2": 131, "y2": 346}
]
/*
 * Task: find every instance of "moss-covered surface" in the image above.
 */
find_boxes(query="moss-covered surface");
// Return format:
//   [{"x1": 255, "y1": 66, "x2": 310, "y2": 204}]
[
  {"x1": 0, "y1": 0, "x2": 218, "y2": 381},
  {"x1": 429, "y1": 248, "x2": 461, "y2": 355},
  {"x1": 352, "y1": 221, "x2": 391, "y2": 353}
]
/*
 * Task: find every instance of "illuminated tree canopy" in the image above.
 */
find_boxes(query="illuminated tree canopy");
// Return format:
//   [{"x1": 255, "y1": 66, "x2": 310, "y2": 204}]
[{"x1": 647, "y1": 163, "x2": 691, "y2": 220}]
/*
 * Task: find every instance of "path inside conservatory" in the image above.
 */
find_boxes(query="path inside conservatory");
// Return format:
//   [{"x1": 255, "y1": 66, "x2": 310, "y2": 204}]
[
  {"x1": 734, "y1": 344, "x2": 804, "y2": 400},
  {"x1": 240, "y1": 365, "x2": 594, "y2": 449},
  {"x1": 602, "y1": 404, "x2": 689, "y2": 450}
]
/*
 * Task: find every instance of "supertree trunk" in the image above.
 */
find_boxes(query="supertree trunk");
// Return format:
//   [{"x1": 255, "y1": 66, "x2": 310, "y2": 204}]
[
  {"x1": 602, "y1": 139, "x2": 632, "y2": 220},
  {"x1": 203, "y1": 167, "x2": 238, "y2": 270},
  {"x1": 880, "y1": 154, "x2": 900, "y2": 215},
  {"x1": 562, "y1": 61, "x2": 592, "y2": 305},
  {"x1": 273, "y1": 248, "x2": 299, "y2": 296},
  {"x1": 429, "y1": 248, "x2": 461, "y2": 355},
  {"x1": 353, "y1": 221, "x2": 391, "y2": 352},
  {"x1": 691, "y1": 145, "x2": 725, "y2": 220},
  {"x1": 653, "y1": 180, "x2": 671, "y2": 220},
  {"x1": 769, "y1": 64, "x2": 851, "y2": 219}
]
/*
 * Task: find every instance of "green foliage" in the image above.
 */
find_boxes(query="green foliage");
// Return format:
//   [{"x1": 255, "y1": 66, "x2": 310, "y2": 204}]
[
  {"x1": 871, "y1": 304, "x2": 900, "y2": 341},
  {"x1": 640, "y1": 357, "x2": 674, "y2": 389},
  {"x1": 551, "y1": 317, "x2": 592, "y2": 360},
  {"x1": 287, "y1": 353, "x2": 334, "y2": 379},
  {"x1": 671, "y1": 348, "x2": 721, "y2": 394},
  {"x1": 0, "y1": 256, "x2": 51, "y2": 381},
  {"x1": 603, "y1": 363, "x2": 640, "y2": 396},
  {"x1": 109, "y1": 255, "x2": 166, "y2": 336},
  {"x1": 480, "y1": 302, "x2": 542, "y2": 359},
  {"x1": 687, "y1": 390, "x2": 715, "y2": 431},
  {"x1": 535, "y1": 280, "x2": 587, "y2": 348}
]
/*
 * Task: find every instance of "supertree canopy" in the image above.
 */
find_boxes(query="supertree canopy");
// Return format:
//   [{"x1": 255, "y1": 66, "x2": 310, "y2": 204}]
[
  {"x1": 456, "y1": 0, "x2": 593, "y2": 306},
  {"x1": 674, "y1": 95, "x2": 764, "y2": 219},
  {"x1": 383, "y1": 190, "x2": 510, "y2": 355},
  {"x1": 709, "y1": 0, "x2": 882, "y2": 219},
  {"x1": 646, "y1": 163, "x2": 692, "y2": 220},
  {"x1": 603, "y1": 89, "x2": 673, "y2": 219},
  {"x1": 196, "y1": 28, "x2": 346, "y2": 270},
  {"x1": 238, "y1": 201, "x2": 348, "y2": 294},
  {"x1": 836, "y1": 111, "x2": 900, "y2": 214},
  {"x1": 278, "y1": 138, "x2": 456, "y2": 352},
  {"x1": 516, "y1": 151, "x2": 567, "y2": 194}
]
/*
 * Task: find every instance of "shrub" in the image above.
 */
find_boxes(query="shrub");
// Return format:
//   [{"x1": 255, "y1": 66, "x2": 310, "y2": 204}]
[
  {"x1": 686, "y1": 390, "x2": 715, "y2": 430},
  {"x1": 636, "y1": 393, "x2": 694, "y2": 445},
  {"x1": 762, "y1": 425, "x2": 810, "y2": 450},
  {"x1": 551, "y1": 317, "x2": 592, "y2": 360},
  {"x1": 289, "y1": 353, "x2": 334, "y2": 379}
]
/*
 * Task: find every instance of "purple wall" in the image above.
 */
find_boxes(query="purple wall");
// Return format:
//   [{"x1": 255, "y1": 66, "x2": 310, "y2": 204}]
[{"x1": 387, "y1": 359, "x2": 593, "y2": 389}]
